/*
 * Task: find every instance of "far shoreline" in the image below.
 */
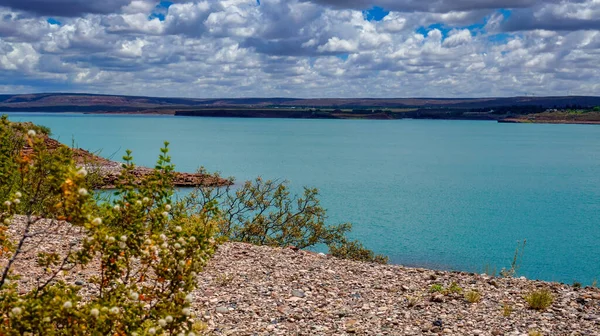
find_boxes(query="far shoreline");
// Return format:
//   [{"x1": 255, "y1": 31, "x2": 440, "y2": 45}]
[{"x1": 6, "y1": 110, "x2": 600, "y2": 125}]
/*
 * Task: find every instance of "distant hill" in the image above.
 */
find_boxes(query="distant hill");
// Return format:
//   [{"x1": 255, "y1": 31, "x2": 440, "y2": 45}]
[{"x1": 1, "y1": 93, "x2": 599, "y2": 113}]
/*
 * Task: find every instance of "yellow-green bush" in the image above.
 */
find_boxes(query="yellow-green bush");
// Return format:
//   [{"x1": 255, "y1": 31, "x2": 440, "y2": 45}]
[
  {"x1": 464, "y1": 290, "x2": 482, "y2": 303},
  {"x1": 0, "y1": 116, "x2": 217, "y2": 335},
  {"x1": 524, "y1": 288, "x2": 554, "y2": 311}
]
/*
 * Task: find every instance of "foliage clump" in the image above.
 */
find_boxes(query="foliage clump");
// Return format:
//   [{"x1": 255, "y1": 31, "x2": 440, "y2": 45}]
[
  {"x1": 429, "y1": 284, "x2": 444, "y2": 293},
  {"x1": 524, "y1": 288, "x2": 554, "y2": 311},
  {"x1": 464, "y1": 290, "x2": 482, "y2": 303},
  {"x1": 427, "y1": 282, "x2": 462, "y2": 296},
  {"x1": 0, "y1": 115, "x2": 217, "y2": 335},
  {"x1": 328, "y1": 239, "x2": 389, "y2": 264},
  {"x1": 185, "y1": 174, "x2": 388, "y2": 264}
]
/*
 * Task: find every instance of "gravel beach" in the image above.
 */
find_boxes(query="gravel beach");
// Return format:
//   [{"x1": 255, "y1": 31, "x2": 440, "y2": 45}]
[{"x1": 3, "y1": 216, "x2": 599, "y2": 336}]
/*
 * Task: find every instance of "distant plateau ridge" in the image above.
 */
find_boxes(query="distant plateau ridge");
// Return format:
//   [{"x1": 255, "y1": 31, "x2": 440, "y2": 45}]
[{"x1": 2, "y1": 93, "x2": 600, "y2": 123}]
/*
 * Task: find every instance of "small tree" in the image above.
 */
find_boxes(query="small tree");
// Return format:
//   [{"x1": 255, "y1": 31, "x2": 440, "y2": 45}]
[
  {"x1": 0, "y1": 117, "x2": 217, "y2": 335},
  {"x1": 184, "y1": 173, "x2": 387, "y2": 263}
]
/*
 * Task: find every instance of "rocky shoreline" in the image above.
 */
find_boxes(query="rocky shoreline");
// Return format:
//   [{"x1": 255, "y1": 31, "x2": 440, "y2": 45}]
[
  {"x1": 3, "y1": 217, "x2": 599, "y2": 336},
  {"x1": 84, "y1": 160, "x2": 231, "y2": 189},
  {"x1": 24, "y1": 135, "x2": 231, "y2": 189}
]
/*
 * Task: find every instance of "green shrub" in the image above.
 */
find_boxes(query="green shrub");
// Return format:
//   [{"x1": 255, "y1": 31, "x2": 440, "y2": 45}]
[
  {"x1": 426, "y1": 282, "x2": 462, "y2": 296},
  {"x1": 524, "y1": 288, "x2": 554, "y2": 310},
  {"x1": 447, "y1": 282, "x2": 463, "y2": 294},
  {"x1": 328, "y1": 239, "x2": 388, "y2": 264},
  {"x1": 185, "y1": 174, "x2": 387, "y2": 263},
  {"x1": 406, "y1": 295, "x2": 421, "y2": 308},
  {"x1": 429, "y1": 284, "x2": 444, "y2": 293},
  {"x1": 0, "y1": 117, "x2": 217, "y2": 335},
  {"x1": 464, "y1": 290, "x2": 482, "y2": 303},
  {"x1": 502, "y1": 303, "x2": 513, "y2": 317}
]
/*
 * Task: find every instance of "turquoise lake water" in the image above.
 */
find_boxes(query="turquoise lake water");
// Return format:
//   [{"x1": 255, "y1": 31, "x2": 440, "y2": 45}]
[{"x1": 6, "y1": 113, "x2": 600, "y2": 284}]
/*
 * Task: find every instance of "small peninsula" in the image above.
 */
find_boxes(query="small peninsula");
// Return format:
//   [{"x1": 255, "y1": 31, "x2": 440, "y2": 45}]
[{"x1": 23, "y1": 128, "x2": 231, "y2": 189}]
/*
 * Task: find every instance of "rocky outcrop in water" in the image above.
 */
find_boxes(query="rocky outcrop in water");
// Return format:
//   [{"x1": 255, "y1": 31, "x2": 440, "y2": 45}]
[{"x1": 23, "y1": 135, "x2": 231, "y2": 189}]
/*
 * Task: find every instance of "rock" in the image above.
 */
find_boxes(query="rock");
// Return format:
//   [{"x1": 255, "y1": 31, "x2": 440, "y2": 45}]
[
  {"x1": 472, "y1": 329, "x2": 483, "y2": 335},
  {"x1": 216, "y1": 306, "x2": 229, "y2": 314},
  {"x1": 292, "y1": 289, "x2": 305, "y2": 298},
  {"x1": 431, "y1": 294, "x2": 445, "y2": 303},
  {"x1": 74, "y1": 280, "x2": 85, "y2": 286},
  {"x1": 336, "y1": 311, "x2": 349, "y2": 318}
]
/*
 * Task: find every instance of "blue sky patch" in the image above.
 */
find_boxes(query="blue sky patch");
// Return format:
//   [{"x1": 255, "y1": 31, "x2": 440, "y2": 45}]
[
  {"x1": 336, "y1": 54, "x2": 349, "y2": 61},
  {"x1": 416, "y1": 23, "x2": 450, "y2": 39},
  {"x1": 47, "y1": 18, "x2": 61, "y2": 25},
  {"x1": 498, "y1": 8, "x2": 512, "y2": 20},
  {"x1": 363, "y1": 6, "x2": 389, "y2": 22},
  {"x1": 158, "y1": 1, "x2": 173, "y2": 9},
  {"x1": 149, "y1": 1, "x2": 173, "y2": 21}
]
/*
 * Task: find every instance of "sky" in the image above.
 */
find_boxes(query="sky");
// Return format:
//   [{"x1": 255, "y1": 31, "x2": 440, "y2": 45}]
[{"x1": 0, "y1": 0, "x2": 599, "y2": 98}]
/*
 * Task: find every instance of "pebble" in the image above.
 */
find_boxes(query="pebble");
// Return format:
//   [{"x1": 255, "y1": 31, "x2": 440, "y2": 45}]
[
  {"x1": 215, "y1": 306, "x2": 229, "y2": 314},
  {"x1": 431, "y1": 294, "x2": 445, "y2": 303}
]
